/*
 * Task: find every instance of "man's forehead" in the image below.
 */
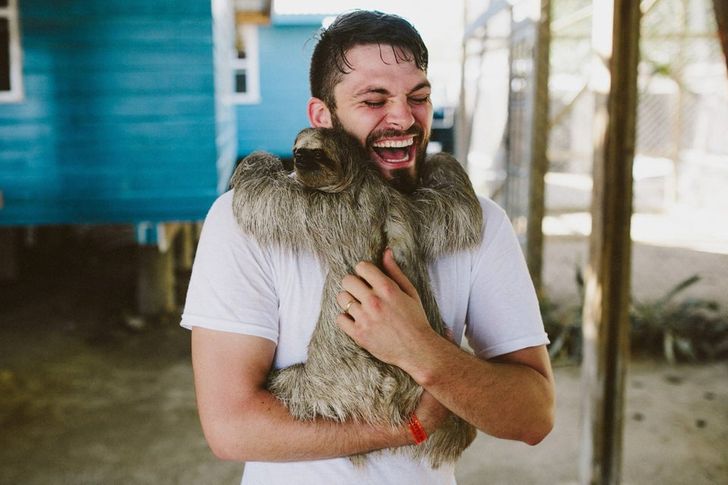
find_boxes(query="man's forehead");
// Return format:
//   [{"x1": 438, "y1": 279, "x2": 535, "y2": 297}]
[
  {"x1": 337, "y1": 48, "x2": 428, "y2": 88},
  {"x1": 342, "y1": 43, "x2": 424, "y2": 71}
]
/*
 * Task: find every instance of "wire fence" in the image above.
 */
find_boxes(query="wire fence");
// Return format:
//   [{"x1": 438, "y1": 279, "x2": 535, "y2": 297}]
[
  {"x1": 464, "y1": 0, "x2": 728, "y2": 213},
  {"x1": 464, "y1": 0, "x2": 728, "y2": 310},
  {"x1": 548, "y1": 0, "x2": 728, "y2": 211}
]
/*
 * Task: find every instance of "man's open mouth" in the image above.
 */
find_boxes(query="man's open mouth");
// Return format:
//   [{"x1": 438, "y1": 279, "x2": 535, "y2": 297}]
[{"x1": 370, "y1": 136, "x2": 417, "y2": 169}]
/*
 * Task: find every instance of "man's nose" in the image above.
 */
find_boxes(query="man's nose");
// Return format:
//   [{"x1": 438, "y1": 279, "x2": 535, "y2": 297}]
[{"x1": 384, "y1": 98, "x2": 415, "y2": 130}]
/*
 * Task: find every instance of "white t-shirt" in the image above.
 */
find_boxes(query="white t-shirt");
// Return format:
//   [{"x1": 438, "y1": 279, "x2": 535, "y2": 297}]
[{"x1": 181, "y1": 190, "x2": 548, "y2": 485}]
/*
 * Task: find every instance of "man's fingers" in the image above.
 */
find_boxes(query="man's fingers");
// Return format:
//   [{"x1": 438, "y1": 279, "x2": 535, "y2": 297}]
[
  {"x1": 341, "y1": 274, "x2": 372, "y2": 302},
  {"x1": 382, "y1": 248, "x2": 419, "y2": 299},
  {"x1": 347, "y1": 251, "x2": 419, "y2": 302},
  {"x1": 352, "y1": 260, "x2": 392, "y2": 291},
  {"x1": 336, "y1": 291, "x2": 359, "y2": 315},
  {"x1": 336, "y1": 312, "x2": 357, "y2": 338}
]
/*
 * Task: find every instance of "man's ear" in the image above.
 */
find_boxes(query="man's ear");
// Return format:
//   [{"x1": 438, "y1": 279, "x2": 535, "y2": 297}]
[{"x1": 307, "y1": 97, "x2": 333, "y2": 128}]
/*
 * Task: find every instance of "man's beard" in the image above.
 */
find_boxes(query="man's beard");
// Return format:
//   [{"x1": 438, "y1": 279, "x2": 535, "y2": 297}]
[
  {"x1": 330, "y1": 115, "x2": 429, "y2": 193},
  {"x1": 385, "y1": 166, "x2": 420, "y2": 194}
]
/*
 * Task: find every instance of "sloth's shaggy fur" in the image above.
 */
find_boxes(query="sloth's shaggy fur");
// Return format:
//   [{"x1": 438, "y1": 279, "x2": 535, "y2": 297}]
[{"x1": 230, "y1": 127, "x2": 483, "y2": 467}]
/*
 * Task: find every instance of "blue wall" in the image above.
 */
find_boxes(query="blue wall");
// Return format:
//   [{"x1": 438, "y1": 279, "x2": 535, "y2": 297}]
[
  {"x1": 237, "y1": 23, "x2": 319, "y2": 158},
  {"x1": 0, "y1": 0, "x2": 232, "y2": 225}
]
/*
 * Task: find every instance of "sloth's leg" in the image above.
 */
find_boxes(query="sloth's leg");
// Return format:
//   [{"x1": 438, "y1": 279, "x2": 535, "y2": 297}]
[
  {"x1": 268, "y1": 334, "x2": 405, "y2": 424},
  {"x1": 267, "y1": 362, "x2": 365, "y2": 422},
  {"x1": 409, "y1": 415, "x2": 478, "y2": 468},
  {"x1": 266, "y1": 364, "x2": 314, "y2": 420}
]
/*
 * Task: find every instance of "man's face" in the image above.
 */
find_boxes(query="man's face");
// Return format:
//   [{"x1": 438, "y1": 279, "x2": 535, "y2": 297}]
[{"x1": 323, "y1": 44, "x2": 433, "y2": 190}]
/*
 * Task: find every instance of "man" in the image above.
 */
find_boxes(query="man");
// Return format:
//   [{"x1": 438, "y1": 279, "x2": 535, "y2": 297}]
[{"x1": 182, "y1": 10, "x2": 554, "y2": 485}]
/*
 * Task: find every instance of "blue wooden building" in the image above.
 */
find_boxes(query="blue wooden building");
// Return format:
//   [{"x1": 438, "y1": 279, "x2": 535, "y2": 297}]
[
  {"x1": 235, "y1": 14, "x2": 322, "y2": 158},
  {"x1": 0, "y1": 0, "x2": 324, "y2": 312},
  {"x1": 0, "y1": 0, "x2": 322, "y2": 227},
  {"x1": 2, "y1": 0, "x2": 225, "y2": 226}
]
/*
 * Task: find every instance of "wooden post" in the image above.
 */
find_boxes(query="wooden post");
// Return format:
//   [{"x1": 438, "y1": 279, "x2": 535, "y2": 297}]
[
  {"x1": 136, "y1": 244, "x2": 176, "y2": 316},
  {"x1": 135, "y1": 223, "x2": 183, "y2": 316},
  {"x1": 713, "y1": 0, "x2": 728, "y2": 75},
  {"x1": 456, "y1": 1, "x2": 469, "y2": 165},
  {"x1": 526, "y1": 0, "x2": 552, "y2": 295},
  {"x1": 177, "y1": 223, "x2": 196, "y2": 272},
  {"x1": 579, "y1": 1, "x2": 641, "y2": 484},
  {"x1": 0, "y1": 228, "x2": 19, "y2": 282}
]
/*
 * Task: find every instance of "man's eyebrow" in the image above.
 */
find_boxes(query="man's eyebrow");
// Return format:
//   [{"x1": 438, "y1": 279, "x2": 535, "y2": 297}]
[
  {"x1": 354, "y1": 87, "x2": 390, "y2": 97},
  {"x1": 353, "y1": 81, "x2": 432, "y2": 98},
  {"x1": 409, "y1": 81, "x2": 431, "y2": 94}
]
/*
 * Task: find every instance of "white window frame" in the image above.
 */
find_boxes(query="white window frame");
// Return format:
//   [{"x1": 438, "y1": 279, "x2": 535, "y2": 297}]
[
  {"x1": 0, "y1": 0, "x2": 23, "y2": 103},
  {"x1": 231, "y1": 24, "x2": 260, "y2": 104}
]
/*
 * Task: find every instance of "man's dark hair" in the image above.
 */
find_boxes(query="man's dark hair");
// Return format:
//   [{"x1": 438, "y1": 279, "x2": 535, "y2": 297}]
[{"x1": 310, "y1": 10, "x2": 429, "y2": 110}]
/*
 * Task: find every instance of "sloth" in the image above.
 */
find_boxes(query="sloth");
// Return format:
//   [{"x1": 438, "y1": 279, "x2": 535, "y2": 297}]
[{"x1": 230, "y1": 127, "x2": 483, "y2": 467}]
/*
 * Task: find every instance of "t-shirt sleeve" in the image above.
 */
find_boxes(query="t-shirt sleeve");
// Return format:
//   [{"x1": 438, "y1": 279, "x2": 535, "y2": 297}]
[
  {"x1": 465, "y1": 198, "x2": 549, "y2": 359},
  {"x1": 180, "y1": 191, "x2": 279, "y2": 343}
]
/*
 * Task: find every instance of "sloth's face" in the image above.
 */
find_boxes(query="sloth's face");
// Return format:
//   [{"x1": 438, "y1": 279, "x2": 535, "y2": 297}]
[{"x1": 292, "y1": 128, "x2": 353, "y2": 192}]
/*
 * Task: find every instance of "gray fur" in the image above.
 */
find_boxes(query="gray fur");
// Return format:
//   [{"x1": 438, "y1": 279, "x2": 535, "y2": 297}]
[{"x1": 230, "y1": 127, "x2": 482, "y2": 467}]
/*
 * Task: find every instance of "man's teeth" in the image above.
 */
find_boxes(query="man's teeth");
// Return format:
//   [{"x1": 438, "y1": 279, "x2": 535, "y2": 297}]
[{"x1": 372, "y1": 138, "x2": 414, "y2": 148}]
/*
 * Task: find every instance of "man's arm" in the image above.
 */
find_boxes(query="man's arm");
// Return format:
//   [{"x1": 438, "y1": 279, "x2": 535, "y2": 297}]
[
  {"x1": 336, "y1": 250, "x2": 555, "y2": 445},
  {"x1": 191, "y1": 326, "x2": 449, "y2": 462},
  {"x1": 400, "y1": 341, "x2": 554, "y2": 445}
]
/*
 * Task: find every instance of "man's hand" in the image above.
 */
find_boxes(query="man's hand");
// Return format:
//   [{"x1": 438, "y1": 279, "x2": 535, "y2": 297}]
[
  {"x1": 335, "y1": 249, "x2": 452, "y2": 438},
  {"x1": 336, "y1": 249, "x2": 554, "y2": 446},
  {"x1": 335, "y1": 248, "x2": 438, "y2": 368}
]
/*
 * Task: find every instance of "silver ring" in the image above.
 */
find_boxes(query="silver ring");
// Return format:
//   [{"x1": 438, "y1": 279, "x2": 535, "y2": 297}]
[{"x1": 344, "y1": 299, "x2": 356, "y2": 313}]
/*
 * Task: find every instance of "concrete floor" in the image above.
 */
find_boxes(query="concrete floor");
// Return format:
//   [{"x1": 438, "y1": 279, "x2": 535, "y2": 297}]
[{"x1": 0, "y1": 229, "x2": 726, "y2": 484}]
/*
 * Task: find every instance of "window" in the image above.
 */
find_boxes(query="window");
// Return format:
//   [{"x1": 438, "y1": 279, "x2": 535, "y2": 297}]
[
  {"x1": 0, "y1": 0, "x2": 22, "y2": 103},
  {"x1": 231, "y1": 25, "x2": 260, "y2": 104}
]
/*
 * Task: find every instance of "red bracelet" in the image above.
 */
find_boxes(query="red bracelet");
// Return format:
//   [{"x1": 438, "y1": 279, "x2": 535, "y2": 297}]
[{"x1": 407, "y1": 413, "x2": 428, "y2": 445}]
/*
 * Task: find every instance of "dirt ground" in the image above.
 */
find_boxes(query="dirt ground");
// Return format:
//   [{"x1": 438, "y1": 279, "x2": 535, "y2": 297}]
[{"x1": 0, "y1": 229, "x2": 726, "y2": 485}]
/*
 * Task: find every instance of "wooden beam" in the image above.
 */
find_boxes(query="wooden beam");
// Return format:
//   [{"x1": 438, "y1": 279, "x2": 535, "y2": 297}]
[
  {"x1": 579, "y1": 1, "x2": 641, "y2": 484},
  {"x1": 235, "y1": 11, "x2": 271, "y2": 25},
  {"x1": 713, "y1": 0, "x2": 728, "y2": 75},
  {"x1": 234, "y1": 0, "x2": 272, "y2": 23},
  {"x1": 526, "y1": 0, "x2": 552, "y2": 295}
]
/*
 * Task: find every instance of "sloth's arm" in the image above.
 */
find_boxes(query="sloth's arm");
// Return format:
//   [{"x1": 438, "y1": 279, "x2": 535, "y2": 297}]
[
  {"x1": 190, "y1": 327, "x2": 444, "y2": 461},
  {"x1": 413, "y1": 153, "x2": 483, "y2": 258},
  {"x1": 230, "y1": 152, "x2": 313, "y2": 251}
]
